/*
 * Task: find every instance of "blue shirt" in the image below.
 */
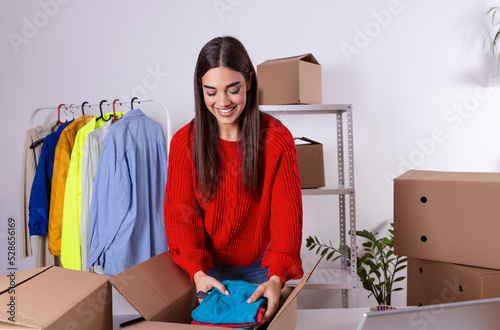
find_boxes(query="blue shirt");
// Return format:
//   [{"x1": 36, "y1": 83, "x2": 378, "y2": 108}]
[
  {"x1": 29, "y1": 121, "x2": 71, "y2": 236},
  {"x1": 87, "y1": 110, "x2": 168, "y2": 276}
]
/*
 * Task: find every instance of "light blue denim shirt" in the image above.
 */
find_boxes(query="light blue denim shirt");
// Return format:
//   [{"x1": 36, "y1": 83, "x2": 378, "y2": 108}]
[{"x1": 87, "y1": 109, "x2": 168, "y2": 275}]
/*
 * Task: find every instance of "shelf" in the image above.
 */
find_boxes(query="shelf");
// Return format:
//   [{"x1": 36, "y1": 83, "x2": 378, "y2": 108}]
[
  {"x1": 261, "y1": 103, "x2": 357, "y2": 307},
  {"x1": 260, "y1": 104, "x2": 350, "y2": 114},
  {"x1": 302, "y1": 185, "x2": 352, "y2": 195},
  {"x1": 287, "y1": 268, "x2": 354, "y2": 290}
]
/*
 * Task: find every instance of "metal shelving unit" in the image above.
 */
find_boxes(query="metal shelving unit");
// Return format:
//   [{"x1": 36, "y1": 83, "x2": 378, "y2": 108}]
[{"x1": 261, "y1": 104, "x2": 357, "y2": 308}]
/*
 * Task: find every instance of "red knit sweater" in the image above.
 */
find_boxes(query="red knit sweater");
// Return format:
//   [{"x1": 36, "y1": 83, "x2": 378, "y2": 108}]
[{"x1": 164, "y1": 113, "x2": 303, "y2": 284}]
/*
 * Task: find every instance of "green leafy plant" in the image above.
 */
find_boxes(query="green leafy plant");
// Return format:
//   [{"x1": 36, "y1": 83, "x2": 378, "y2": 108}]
[{"x1": 306, "y1": 224, "x2": 407, "y2": 306}]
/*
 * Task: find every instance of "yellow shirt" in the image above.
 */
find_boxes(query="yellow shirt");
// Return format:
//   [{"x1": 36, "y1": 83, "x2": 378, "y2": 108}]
[
  {"x1": 60, "y1": 113, "x2": 125, "y2": 270},
  {"x1": 49, "y1": 115, "x2": 94, "y2": 256}
]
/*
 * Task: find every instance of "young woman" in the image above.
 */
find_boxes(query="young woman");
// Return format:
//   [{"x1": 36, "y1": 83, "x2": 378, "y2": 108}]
[{"x1": 164, "y1": 36, "x2": 303, "y2": 323}]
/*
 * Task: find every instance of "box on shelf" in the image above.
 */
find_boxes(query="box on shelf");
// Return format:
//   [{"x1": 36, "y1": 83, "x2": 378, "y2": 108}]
[
  {"x1": 0, "y1": 266, "x2": 112, "y2": 329},
  {"x1": 295, "y1": 137, "x2": 325, "y2": 189},
  {"x1": 111, "y1": 251, "x2": 320, "y2": 329},
  {"x1": 257, "y1": 53, "x2": 322, "y2": 105},
  {"x1": 407, "y1": 257, "x2": 500, "y2": 306},
  {"x1": 394, "y1": 170, "x2": 500, "y2": 270}
]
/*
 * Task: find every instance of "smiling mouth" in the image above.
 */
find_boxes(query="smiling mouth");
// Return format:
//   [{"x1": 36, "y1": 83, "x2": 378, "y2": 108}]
[{"x1": 217, "y1": 106, "x2": 236, "y2": 114}]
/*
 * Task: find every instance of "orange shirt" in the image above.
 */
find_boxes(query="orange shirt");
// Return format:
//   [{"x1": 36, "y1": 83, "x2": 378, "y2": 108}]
[{"x1": 48, "y1": 115, "x2": 93, "y2": 256}]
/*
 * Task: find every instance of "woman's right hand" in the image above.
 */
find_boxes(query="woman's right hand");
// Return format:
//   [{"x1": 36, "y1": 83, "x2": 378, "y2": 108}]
[{"x1": 193, "y1": 271, "x2": 229, "y2": 303}]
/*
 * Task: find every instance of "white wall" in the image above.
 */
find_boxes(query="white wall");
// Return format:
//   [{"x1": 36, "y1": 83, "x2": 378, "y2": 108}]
[{"x1": 1, "y1": 0, "x2": 500, "y2": 309}]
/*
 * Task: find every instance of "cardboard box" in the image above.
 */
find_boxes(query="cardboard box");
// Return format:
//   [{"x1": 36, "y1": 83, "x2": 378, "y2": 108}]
[
  {"x1": 110, "y1": 251, "x2": 320, "y2": 329},
  {"x1": 407, "y1": 257, "x2": 500, "y2": 306},
  {"x1": 257, "y1": 53, "x2": 322, "y2": 105},
  {"x1": 394, "y1": 170, "x2": 500, "y2": 270},
  {"x1": 0, "y1": 266, "x2": 112, "y2": 329},
  {"x1": 295, "y1": 137, "x2": 325, "y2": 189}
]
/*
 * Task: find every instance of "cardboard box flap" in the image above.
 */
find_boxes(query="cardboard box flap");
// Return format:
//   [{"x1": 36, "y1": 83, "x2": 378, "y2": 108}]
[
  {"x1": 0, "y1": 266, "x2": 52, "y2": 295},
  {"x1": 294, "y1": 137, "x2": 321, "y2": 145},
  {"x1": 260, "y1": 53, "x2": 319, "y2": 65},
  {"x1": 0, "y1": 321, "x2": 38, "y2": 329},
  {"x1": 268, "y1": 255, "x2": 323, "y2": 328},
  {"x1": 110, "y1": 251, "x2": 194, "y2": 322},
  {"x1": 396, "y1": 170, "x2": 500, "y2": 183},
  {"x1": 0, "y1": 266, "x2": 110, "y2": 329}
]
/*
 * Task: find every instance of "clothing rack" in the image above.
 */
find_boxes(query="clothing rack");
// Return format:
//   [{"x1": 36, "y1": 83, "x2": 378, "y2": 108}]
[{"x1": 29, "y1": 97, "x2": 172, "y2": 151}]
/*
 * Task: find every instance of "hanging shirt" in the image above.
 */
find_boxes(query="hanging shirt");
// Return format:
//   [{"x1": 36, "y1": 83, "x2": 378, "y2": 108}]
[
  {"x1": 87, "y1": 109, "x2": 168, "y2": 276},
  {"x1": 29, "y1": 121, "x2": 71, "y2": 237},
  {"x1": 60, "y1": 113, "x2": 125, "y2": 270},
  {"x1": 80, "y1": 120, "x2": 113, "y2": 272},
  {"x1": 20, "y1": 121, "x2": 60, "y2": 261},
  {"x1": 48, "y1": 115, "x2": 93, "y2": 256}
]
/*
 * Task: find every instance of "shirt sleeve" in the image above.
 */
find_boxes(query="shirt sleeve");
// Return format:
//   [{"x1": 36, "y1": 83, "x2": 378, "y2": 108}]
[
  {"x1": 28, "y1": 138, "x2": 51, "y2": 236},
  {"x1": 262, "y1": 126, "x2": 304, "y2": 284},
  {"x1": 164, "y1": 129, "x2": 212, "y2": 280}
]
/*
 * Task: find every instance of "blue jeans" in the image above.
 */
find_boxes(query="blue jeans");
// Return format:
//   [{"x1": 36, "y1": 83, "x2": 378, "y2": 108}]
[{"x1": 208, "y1": 253, "x2": 269, "y2": 284}]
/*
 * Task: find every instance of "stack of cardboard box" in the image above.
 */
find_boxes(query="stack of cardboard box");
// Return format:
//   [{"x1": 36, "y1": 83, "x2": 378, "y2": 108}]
[
  {"x1": 257, "y1": 54, "x2": 326, "y2": 189},
  {"x1": 394, "y1": 170, "x2": 500, "y2": 306}
]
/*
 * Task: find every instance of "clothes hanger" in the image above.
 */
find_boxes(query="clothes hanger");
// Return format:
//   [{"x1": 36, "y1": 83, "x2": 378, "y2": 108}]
[
  {"x1": 131, "y1": 97, "x2": 139, "y2": 110},
  {"x1": 112, "y1": 99, "x2": 121, "y2": 122},
  {"x1": 98, "y1": 100, "x2": 107, "y2": 121},
  {"x1": 68, "y1": 104, "x2": 76, "y2": 121},
  {"x1": 81, "y1": 101, "x2": 89, "y2": 116},
  {"x1": 57, "y1": 103, "x2": 67, "y2": 125},
  {"x1": 30, "y1": 103, "x2": 67, "y2": 149}
]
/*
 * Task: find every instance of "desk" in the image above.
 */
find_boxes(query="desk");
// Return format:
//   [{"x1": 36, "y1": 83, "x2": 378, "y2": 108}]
[
  {"x1": 113, "y1": 308, "x2": 368, "y2": 330},
  {"x1": 295, "y1": 308, "x2": 367, "y2": 330}
]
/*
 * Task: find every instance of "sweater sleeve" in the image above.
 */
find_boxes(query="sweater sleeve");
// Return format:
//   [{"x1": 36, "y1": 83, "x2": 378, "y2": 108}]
[
  {"x1": 262, "y1": 124, "x2": 304, "y2": 284},
  {"x1": 164, "y1": 128, "x2": 212, "y2": 280}
]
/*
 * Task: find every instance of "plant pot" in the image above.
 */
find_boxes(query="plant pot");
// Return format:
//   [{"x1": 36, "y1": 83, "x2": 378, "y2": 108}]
[{"x1": 369, "y1": 305, "x2": 397, "y2": 312}]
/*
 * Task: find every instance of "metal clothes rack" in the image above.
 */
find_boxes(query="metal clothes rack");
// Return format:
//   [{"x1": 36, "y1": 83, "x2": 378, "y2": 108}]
[{"x1": 28, "y1": 97, "x2": 172, "y2": 151}]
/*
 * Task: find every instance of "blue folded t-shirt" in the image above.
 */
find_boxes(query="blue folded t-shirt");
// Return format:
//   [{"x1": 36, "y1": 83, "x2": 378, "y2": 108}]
[{"x1": 191, "y1": 280, "x2": 267, "y2": 325}]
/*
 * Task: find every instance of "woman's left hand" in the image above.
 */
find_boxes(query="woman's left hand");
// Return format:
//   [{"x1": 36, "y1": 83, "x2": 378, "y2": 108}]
[{"x1": 246, "y1": 275, "x2": 283, "y2": 324}]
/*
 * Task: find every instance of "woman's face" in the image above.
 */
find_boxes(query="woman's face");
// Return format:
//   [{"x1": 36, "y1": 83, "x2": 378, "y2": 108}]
[{"x1": 201, "y1": 66, "x2": 252, "y2": 138}]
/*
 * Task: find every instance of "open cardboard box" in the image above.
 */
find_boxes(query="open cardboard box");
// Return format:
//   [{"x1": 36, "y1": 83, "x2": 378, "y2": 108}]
[
  {"x1": 0, "y1": 266, "x2": 112, "y2": 329},
  {"x1": 295, "y1": 137, "x2": 325, "y2": 189},
  {"x1": 257, "y1": 53, "x2": 322, "y2": 105},
  {"x1": 110, "y1": 251, "x2": 320, "y2": 329}
]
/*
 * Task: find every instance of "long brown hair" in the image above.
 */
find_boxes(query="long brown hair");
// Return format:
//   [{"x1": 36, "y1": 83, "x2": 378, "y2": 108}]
[{"x1": 193, "y1": 36, "x2": 261, "y2": 200}]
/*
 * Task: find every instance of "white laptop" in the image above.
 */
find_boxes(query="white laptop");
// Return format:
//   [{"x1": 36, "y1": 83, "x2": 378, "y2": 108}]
[{"x1": 357, "y1": 297, "x2": 500, "y2": 330}]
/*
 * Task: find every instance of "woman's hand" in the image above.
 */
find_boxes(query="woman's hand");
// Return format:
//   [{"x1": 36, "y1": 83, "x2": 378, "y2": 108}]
[
  {"x1": 193, "y1": 271, "x2": 229, "y2": 303},
  {"x1": 246, "y1": 275, "x2": 283, "y2": 324}
]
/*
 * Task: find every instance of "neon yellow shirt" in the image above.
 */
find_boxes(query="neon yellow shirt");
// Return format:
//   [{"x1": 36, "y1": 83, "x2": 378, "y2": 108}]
[{"x1": 60, "y1": 113, "x2": 125, "y2": 270}]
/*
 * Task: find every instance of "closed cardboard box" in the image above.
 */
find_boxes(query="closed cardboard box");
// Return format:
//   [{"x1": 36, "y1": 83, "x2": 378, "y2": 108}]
[
  {"x1": 0, "y1": 266, "x2": 112, "y2": 329},
  {"x1": 295, "y1": 137, "x2": 325, "y2": 189},
  {"x1": 111, "y1": 251, "x2": 320, "y2": 329},
  {"x1": 407, "y1": 257, "x2": 500, "y2": 306},
  {"x1": 394, "y1": 170, "x2": 500, "y2": 270},
  {"x1": 257, "y1": 53, "x2": 322, "y2": 105}
]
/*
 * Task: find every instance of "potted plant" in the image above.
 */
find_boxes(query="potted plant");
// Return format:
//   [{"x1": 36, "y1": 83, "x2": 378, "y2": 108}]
[
  {"x1": 484, "y1": 7, "x2": 500, "y2": 84},
  {"x1": 487, "y1": 7, "x2": 500, "y2": 61},
  {"x1": 305, "y1": 223, "x2": 407, "y2": 307}
]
